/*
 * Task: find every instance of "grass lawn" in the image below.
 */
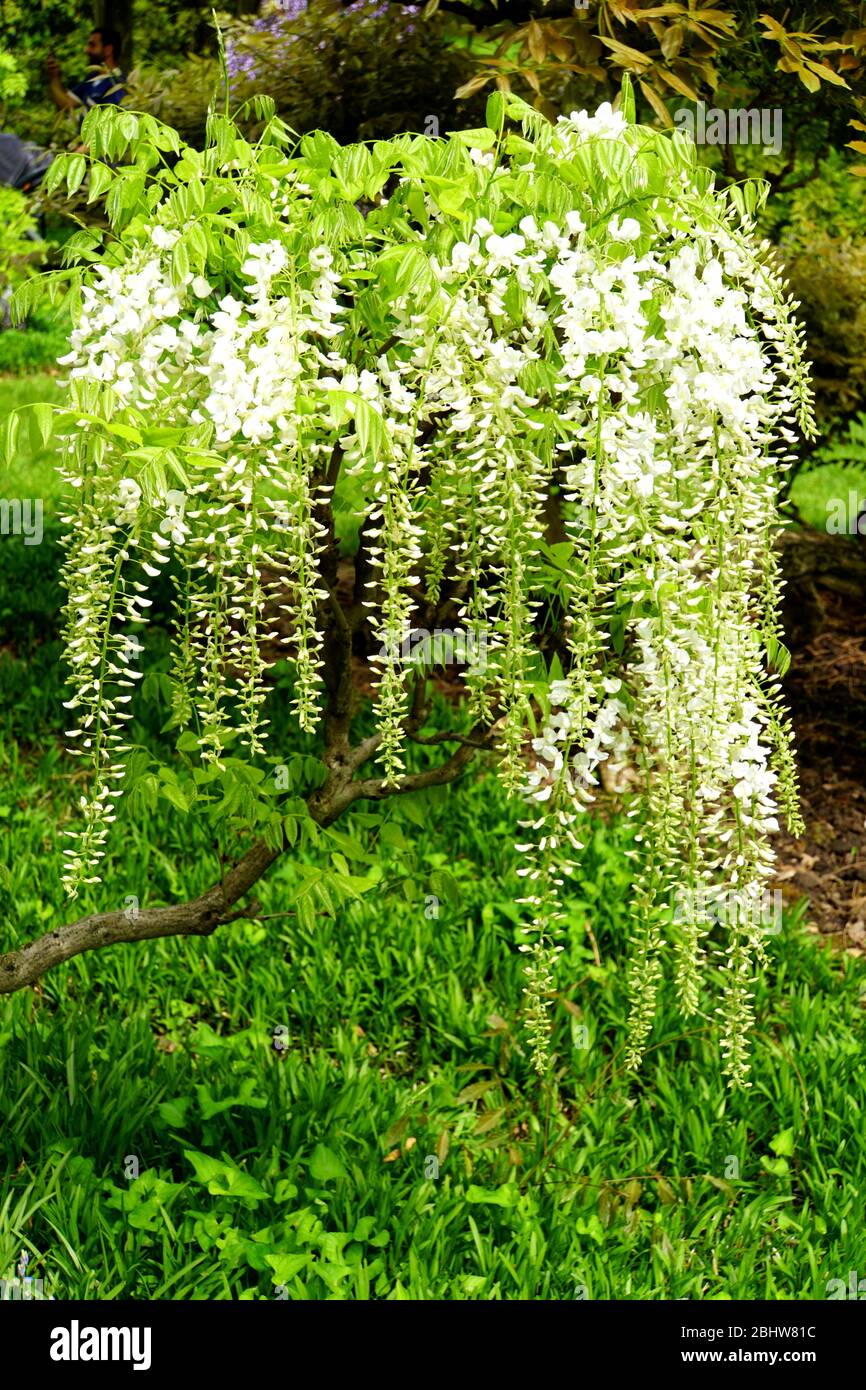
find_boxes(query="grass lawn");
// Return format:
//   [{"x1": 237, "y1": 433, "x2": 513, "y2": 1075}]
[
  {"x1": 0, "y1": 371, "x2": 65, "y2": 498},
  {"x1": 1, "y1": 701, "x2": 864, "y2": 1299}
]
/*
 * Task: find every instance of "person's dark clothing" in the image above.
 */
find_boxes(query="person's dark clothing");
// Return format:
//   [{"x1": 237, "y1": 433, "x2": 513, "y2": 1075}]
[
  {"x1": 69, "y1": 68, "x2": 127, "y2": 111},
  {"x1": 0, "y1": 66, "x2": 127, "y2": 192},
  {"x1": 0, "y1": 133, "x2": 53, "y2": 191}
]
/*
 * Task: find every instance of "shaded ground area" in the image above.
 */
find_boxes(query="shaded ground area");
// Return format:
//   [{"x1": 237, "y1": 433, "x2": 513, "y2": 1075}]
[{"x1": 776, "y1": 569, "x2": 866, "y2": 955}]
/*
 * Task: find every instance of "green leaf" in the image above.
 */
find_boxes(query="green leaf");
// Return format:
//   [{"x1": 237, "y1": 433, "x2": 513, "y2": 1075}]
[
  {"x1": 375, "y1": 244, "x2": 434, "y2": 301},
  {"x1": 41, "y1": 155, "x2": 67, "y2": 197},
  {"x1": 619, "y1": 72, "x2": 636, "y2": 125},
  {"x1": 1, "y1": 410, "x2": 20, "y2": 462},
  {"x1": 422, "y1": 174, "x2": 469, "y2": 216},
  {"x1": 380, "y1": 821, "x2": 411, "y2": 852},
  {"x1": 196, "y1": 1079, "x2": 266, "y2": 1121},
  {"x1": 401, "y1": 877, "x2": 418, "y2": 903},
  {"x1": 171, "y1": 237, "x2": 190, "y2": 284},
  {"x1": 157, "y1": 1098, "x2": 191, "y2": 1128},
  {"x1": 465, "y1": 1183, "x2": 519, "y2": 1207},
  {"x1": 770, "y1": 1127, "x2": 795, "y2": 1157},
  {"x1": 266, "y1": 1252, "x2": 310, "y2": 1283},
  {"x1": 450, "y1": 128, "x2": 497, "y2": 151},
  {"x1": 309, "y1": 1143, "x2": 348, "y2": 1184},
  {"x1": 429, "y1": 869, "x2": 461, "y2": 908},
  {"x1": 325, "y1": 828, "x2": 370, "y2": 862},
  {"x1": 186, "y1": 178, "x2": 206, "y2": 216},
  {"x1": 87, "y1": 161, "x2": 115, "y2": 204},
  {"x1": 63, "y1": 154, "x2": 87, "y2": 198},
  {"x1": 159, "y1": 779, "x2": 189, "y2": 814},
  {"x1": 185, "y1": 222, "x2": 208, "y2": 267},
  {"x1": 486, "y1": 91, "x2": 507, "y2": 132},
  {"x1": 575, "y1": 1213, "x2": 605, "y2": 1243},
  {"x1": 333, "y1": 143, "x2": 373, "y2": 201},
  {"x1": 761, "y1": 1155, "x2": 790, "y2": 1177},
  {"x1": 32, "y1": 403, "x2": 54, "y2": 448},
  {"x1": 396, "y1": 795, "x2": 426, "y2": 830},
  {"x1": 765, "y1": 635, "x2": 791, "y2": 677},
  {"x1": 252, "y1": 94, "x2": 277, "y2": 124},
  {"x1": 300, "y1": 129, "x2": 341, "y2": 169},
  {"x1": 354, "y1": 398, "x2": 385, "y2": 457},
  {"x1": 118, "y1": 110, "x2": 139, "y2": 144},
  {"x1": 295, "y1": 891, "x2": 317, "y2": 935},
  {"x1": 183, "y1": 1149, "x2": 269, "y2": 1202},
  {"x1": 71, "y1": 411, "x2": 141, "y2": 445}
]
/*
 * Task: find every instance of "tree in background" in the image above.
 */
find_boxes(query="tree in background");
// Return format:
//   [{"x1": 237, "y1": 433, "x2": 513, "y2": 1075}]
[
  {"x1": 222, "y1": 0, "x2": 478, "y2": 142},
  {"x1": 128, "y1": 2, "x2": 479, "y2": 147},
  {"x1": 7, "y1": 3, "x2": 864, "y2": 182},
  {"x1": 417, "y1": 0, "x2": 866, "y2": 189},
  {"x1": 0, "y1": 0, "x2": 255, "y2": 143},
  {"x1": 0, "y1": 0, "x2": 86, "y2": 143},
  {"x1": 96, "y1": 0, "x2": 265, "y2": 69}
]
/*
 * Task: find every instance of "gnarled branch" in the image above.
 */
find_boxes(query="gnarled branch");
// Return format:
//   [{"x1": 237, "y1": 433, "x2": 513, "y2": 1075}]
[
  {"x1": 0, "y1": 721, "x2": 492, "y2": 996},
  {"x1": 0, "y1": 837, "x2": 279, "y2": 997}
]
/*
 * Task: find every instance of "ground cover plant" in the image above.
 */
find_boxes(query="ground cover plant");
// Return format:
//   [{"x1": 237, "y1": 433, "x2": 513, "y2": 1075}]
[{"x1": 1, "y1": 699, "x2": 865, "y2": 1300}]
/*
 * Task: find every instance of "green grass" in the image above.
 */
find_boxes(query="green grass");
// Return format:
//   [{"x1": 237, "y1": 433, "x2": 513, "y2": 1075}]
[
  {"x1": 0, "y1": 308, "x2": 70, "y2": 376},
  {"x1": 0, "y1": 371, "x2": 65, "y2": 499},
  {"x1": 0, "y1": 373, "x2": 67, "y2": 735},
  {"x1": 1, "y1": 722, "x2": 864, "y2": 1300},
  {"x1": 790, "y1": 463, "x2": 866, "y2": 533}
]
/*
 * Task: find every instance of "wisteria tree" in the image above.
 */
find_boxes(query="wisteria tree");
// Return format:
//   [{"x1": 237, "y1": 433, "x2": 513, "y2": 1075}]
[{"x1": 1, "y1": 81, "x2": 814, "y2": 1086}]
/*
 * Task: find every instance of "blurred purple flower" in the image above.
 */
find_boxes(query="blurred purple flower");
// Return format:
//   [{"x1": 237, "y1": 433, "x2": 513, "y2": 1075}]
[{"x1": 227, "y1": 0, "x2": 422, "y2": 91}]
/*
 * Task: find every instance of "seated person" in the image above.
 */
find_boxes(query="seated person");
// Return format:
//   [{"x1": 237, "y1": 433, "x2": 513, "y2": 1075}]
[
  {"x1": 0, "y1": 28, "x2": 127, "y2": 193},
  {"x1": 0, "y1": 133, "x2": 54, "y2": 192},
  {"x1": 46, "y1": 27, "x2": 127, "y2": 119}
]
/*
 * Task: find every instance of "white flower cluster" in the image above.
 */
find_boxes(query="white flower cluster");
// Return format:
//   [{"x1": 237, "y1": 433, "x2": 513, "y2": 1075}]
[
  {"x1": 114, "y1": 477, "x2": 141, "y2": 526},
  {"x1": 59, "y1": 241, "x2": 187, "y2": 404},
  {"x1": 524, "y1": 680, "x2": 629, "y2": 807}
]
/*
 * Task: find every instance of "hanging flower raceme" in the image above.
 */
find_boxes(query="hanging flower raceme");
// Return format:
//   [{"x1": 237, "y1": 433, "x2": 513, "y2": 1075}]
[{"x1": 34, "y1": 86, "x2": 813, "y2": 1085}]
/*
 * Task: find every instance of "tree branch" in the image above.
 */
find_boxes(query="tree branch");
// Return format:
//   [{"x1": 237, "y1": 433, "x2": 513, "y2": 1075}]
[
  {"x1": 0, "y1": 838, "x2": 279, "y2": 997},
  {"x1": 0, "y1": 714, "x2": 498, "y2": 996},
  {"x1": 0, "y1": 408, "x2": 508, "y2": 998},
  {"x1": 351, "y1": 737, "x2": 481, "y2": 800}
]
